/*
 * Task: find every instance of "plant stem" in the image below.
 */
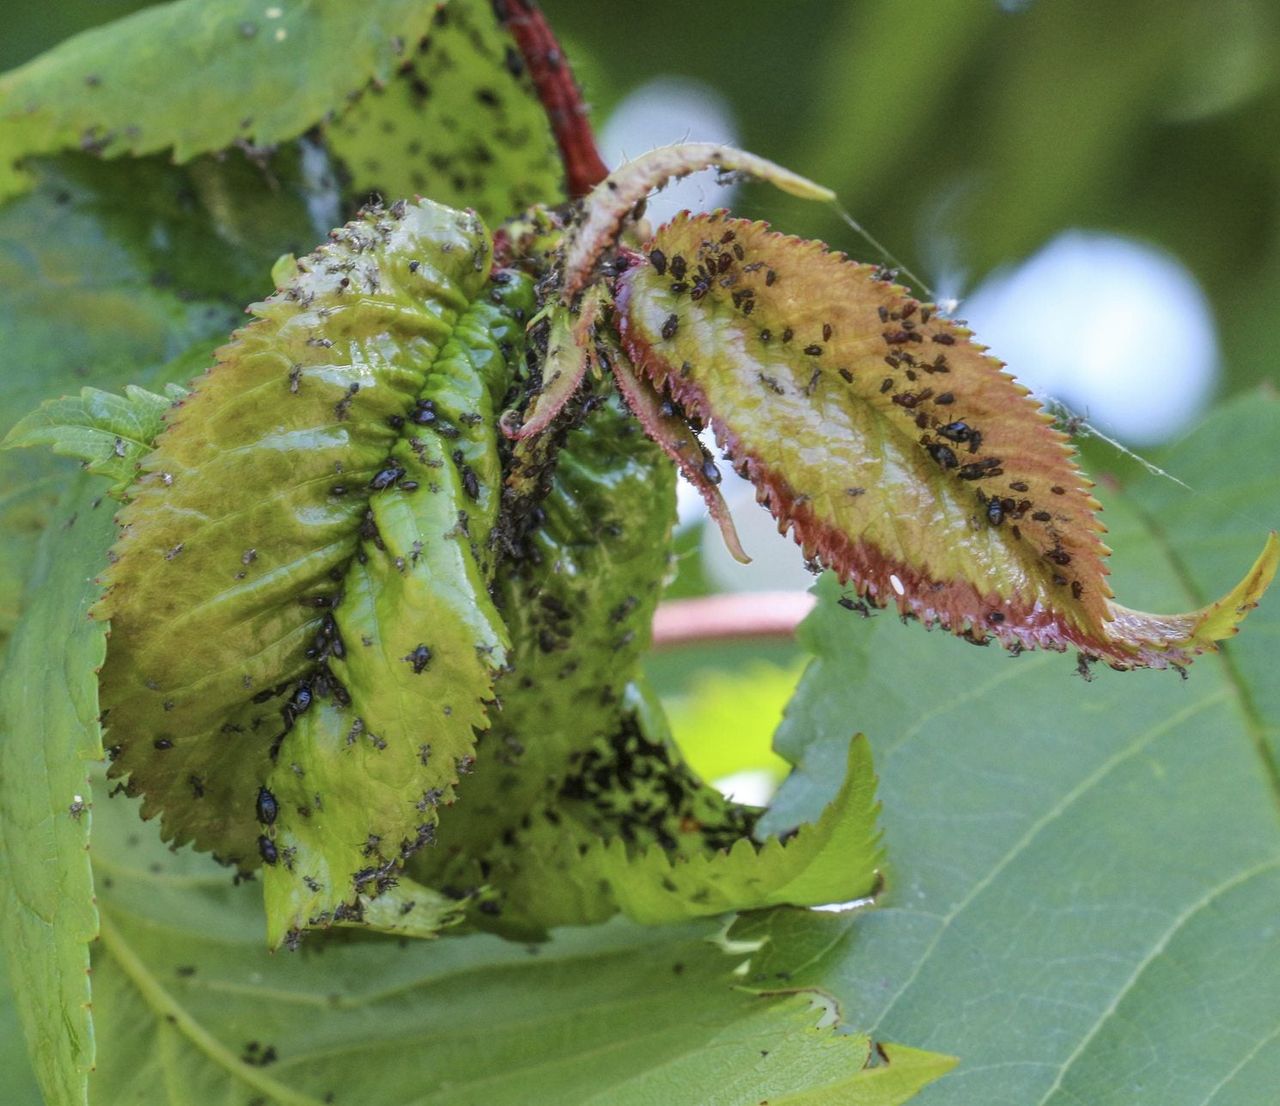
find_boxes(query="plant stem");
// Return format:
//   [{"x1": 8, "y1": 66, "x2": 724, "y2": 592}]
[
  {"x1": 651, "y1": 592, "x2": 816, "y2": 649},
  {"x1": 494, "y1": 0, "x2": 610, "y2": 197}
]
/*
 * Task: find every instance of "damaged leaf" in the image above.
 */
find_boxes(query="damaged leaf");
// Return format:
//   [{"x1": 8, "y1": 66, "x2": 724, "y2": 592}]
[
  {"x1": 93, "y1": 198, "x2": 529, "y2": 943},
  {"x1": 617, "y1": 212, "x2": 1277, "y2": 669}
]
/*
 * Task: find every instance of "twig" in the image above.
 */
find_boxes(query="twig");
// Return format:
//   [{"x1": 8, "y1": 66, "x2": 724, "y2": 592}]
[
  {"x1": 651, "y1": 592, "x2": 816, "y2": 649},
  {"x1": 493, "y1": 0, "x2": 610, "y2": 198}
]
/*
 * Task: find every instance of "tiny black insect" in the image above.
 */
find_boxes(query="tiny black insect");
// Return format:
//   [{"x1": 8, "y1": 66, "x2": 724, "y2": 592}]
[
  {"x1": 256, "y1": 786, "x2": 278, "y2": 825},
  {"x1": 258, "y1": 835, "x2": 278, "y2": 865},
  {"x1": 370, "y1": 464, "x2": 406, "y2": 490},
  {"x1": 404, "y1": 644, "x2": 432, "y2": 674}
]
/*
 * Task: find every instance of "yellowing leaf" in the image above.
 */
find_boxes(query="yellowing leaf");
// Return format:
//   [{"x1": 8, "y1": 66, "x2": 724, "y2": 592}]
[
  {"x1": 617, "y1": 212, "x2": 1277, "y2": 669},
  {"x1": 92, "y1": 199, "x2": 533, "y2": 944}
]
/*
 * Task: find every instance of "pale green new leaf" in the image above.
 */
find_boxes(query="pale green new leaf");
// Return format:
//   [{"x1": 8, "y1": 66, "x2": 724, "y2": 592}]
[
  {"x1": 2, "y1": 384, "x2": 184, "y2": 498},
  {"x1": 0, "y1": 0, "x2": 440, "y2": 201},
  {"x1": 758, "y1": 390, "x2": 1280, "y2": 1104},
  {"x1": 0, "y1": 480, "x2": 114, "y2": 1106},
  {"x1": 83, "y1": 783, "x2": 950, "y2": 1105}
]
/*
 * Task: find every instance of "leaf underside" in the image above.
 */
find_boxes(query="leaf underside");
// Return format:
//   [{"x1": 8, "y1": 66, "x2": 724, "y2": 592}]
[
  {"x1": 756, "y1": 394, "x2": 1280, "y2": 1106},
  {"x1": 617, "y1": 211, "x2": 1277, "y2": 669}
]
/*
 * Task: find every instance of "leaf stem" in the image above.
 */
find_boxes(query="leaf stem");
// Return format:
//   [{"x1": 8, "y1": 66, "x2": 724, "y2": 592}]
[
  {"x1": 651, "y1": 592, "x2": 816, "y2": 648},
  {"x1": 494, "y1": 0, "x2": 609, "y2": 197}
]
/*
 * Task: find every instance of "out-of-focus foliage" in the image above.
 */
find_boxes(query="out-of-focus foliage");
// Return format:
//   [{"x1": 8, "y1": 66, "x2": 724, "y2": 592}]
[{"x1": 547, "y1": 0, "x2": 1280, "y2": 398}]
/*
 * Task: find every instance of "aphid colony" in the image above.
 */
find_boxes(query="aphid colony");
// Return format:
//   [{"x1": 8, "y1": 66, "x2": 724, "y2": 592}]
[{"x1": 72, "y1": 142, "x2": 1274, "y2": 947}]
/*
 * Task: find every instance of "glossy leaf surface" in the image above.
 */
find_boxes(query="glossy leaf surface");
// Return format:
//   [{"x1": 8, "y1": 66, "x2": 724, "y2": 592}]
[
  {"x1": 0, "y1": 481, "x2": 113, "y2": 1106},
  {"x1": 327, "y1": 0, "x2": 562, "y2": 224},
  {"x1": 617, "y1": 212, "x2": 1277, "y2": 668},
  {"x1": 758, "y1": 391, "x2": 1280, "y2": 1105},
  {"x1": 94, "y1": 199, "x2": 527, "y2": 943},
  {"x1": 0, "y1": 0, "x2": 438, "y2": 200}
]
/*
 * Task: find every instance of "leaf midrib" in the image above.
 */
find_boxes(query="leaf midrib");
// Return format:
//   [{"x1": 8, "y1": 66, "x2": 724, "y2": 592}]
[{"x1": 96, "y1": 911, "x2": 323, "y2": 1106}]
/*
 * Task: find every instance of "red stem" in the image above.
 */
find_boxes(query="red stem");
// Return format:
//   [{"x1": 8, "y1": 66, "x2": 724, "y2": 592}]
[
  {"x1": 494, "y1": 0, "x2": 610, "y2": 198},
  {"x1": 651, "y1": 593, "x2": 816, "y2": 649}
]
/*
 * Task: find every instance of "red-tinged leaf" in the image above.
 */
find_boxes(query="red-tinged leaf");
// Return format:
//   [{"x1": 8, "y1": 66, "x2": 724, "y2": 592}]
[
  {"x1": 508, "y1": 286, "x2": 605, "y2": 440},
  {"x1": 616, "y1": 212, "x2": 1278, "y2": 669},
  {"x1": 606, "y1": 330, "x2": 748, "y2": 564}
]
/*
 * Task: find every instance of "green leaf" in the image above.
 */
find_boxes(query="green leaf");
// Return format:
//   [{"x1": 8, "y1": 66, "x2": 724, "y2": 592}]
[
  {"x1": 83, "y1": 782, "x2": 950, "y2": 1105},
  {"x1": 616, "y1": 211, "x2": 1277, "y2": 669},
  {"x1": 91, "y1": 199, "x2": 531, "y2": 943},
  {"x1": 759, "y1": 389, "x2": 1280, "y2": 1104},
  {"x1": 0, "y1": 0, "x2": 440, "y2": 201},
  {"x1": 327, "y1": 0, "x2": 562, "y2": 224},
  {"x1": 2, "y1": 384, "x2": 184, "y2": 498},
  {"x1": 0, "y1": 952, "x2": 43, "y2": 1106},
  {"x1": 488, "y1": 729, "x2": 884, "y2": 932},
  {"x1": 0, "y1": 480, "x2": 114, "y2": 1106},
  {"x1": 419, "y1": 386, "x2": 678, "y2": 870},
  {"x1": 0, "y1": 146, "x2": 339, "y2": 648}
]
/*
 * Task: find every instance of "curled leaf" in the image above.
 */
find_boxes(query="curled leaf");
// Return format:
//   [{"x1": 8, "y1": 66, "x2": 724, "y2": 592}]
[
  {"x1": 416, "y1": 387, "x2": 678, "y2": 874},
  {"x1": 616, "y1": 212, "x2": 1277, "y2": 668},
  {"x1": 481, "y1": 712, "x2": 883, "y2": 934},
  {"x1": 93, "y1": 198, "x2": 533, "y2": 943},
  {"x1": 562, "y1": 143, "x2": 834, "y2": 302},
  {"x1": 606, "y1": 331, "x2": 749, "y2": 563},
  {"x1": 507, "y1": 284, "x2": 606, "y2": 439}
]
